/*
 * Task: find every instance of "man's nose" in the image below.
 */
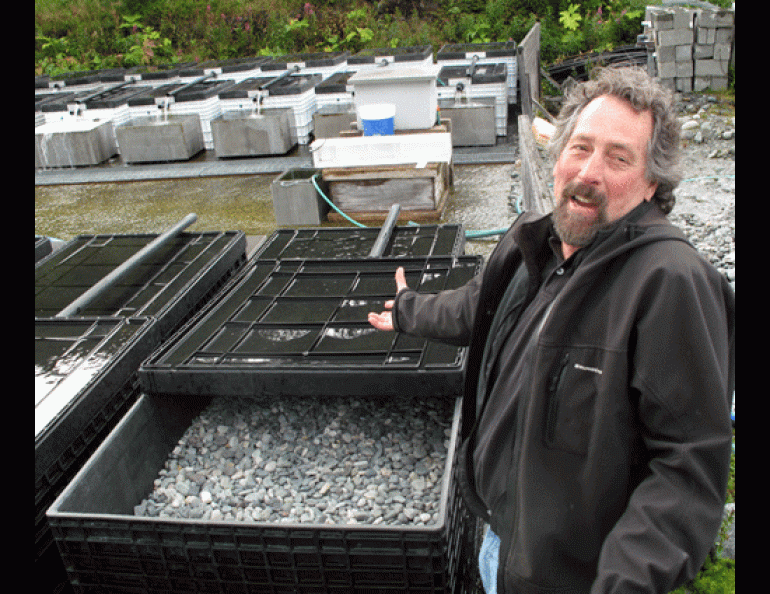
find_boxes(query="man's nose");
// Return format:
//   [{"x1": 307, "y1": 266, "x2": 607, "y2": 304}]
[{"x1": 576, "y1": 151, "x2": 603, "y2": 185}]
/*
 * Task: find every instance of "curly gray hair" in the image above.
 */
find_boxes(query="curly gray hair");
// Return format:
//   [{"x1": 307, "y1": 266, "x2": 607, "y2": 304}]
[{"x1": 548, "y1": 66, "x2": 682, "y2": 215}]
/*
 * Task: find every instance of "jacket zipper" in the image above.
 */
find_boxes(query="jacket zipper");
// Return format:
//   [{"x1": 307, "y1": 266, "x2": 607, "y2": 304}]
[
  {"x1": 546, "y1": 352, "x2": 571, "y2": 444},
  {"x1": 503, "y1": 297, "x2": 559, "y2": 589}
]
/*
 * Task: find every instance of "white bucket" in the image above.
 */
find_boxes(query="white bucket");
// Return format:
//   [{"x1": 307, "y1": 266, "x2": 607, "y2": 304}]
[{"x1": 359, "y1": 103, "x2": 396, "y2": 136}]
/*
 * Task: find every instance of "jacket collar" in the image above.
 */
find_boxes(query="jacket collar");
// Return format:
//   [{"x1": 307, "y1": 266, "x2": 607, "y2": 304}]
[{"x1": 517, "y1": 200, "x2": 685, "y2": 264}]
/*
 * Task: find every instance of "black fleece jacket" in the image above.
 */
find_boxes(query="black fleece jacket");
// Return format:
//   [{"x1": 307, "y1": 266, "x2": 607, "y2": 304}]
[{"x1": 392, "y1": 202, "x2": 735, "y2": 593}]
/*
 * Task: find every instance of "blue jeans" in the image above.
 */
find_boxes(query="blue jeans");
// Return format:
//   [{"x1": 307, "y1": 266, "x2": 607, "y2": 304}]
[{"x1": 479, "y1": 527, "x2": 500, "y2": 594}]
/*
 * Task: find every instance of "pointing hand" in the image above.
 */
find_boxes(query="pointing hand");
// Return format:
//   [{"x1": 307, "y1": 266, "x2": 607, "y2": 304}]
[{"x1": 368, "y1": 267, "x2": 409, "y2": 331}]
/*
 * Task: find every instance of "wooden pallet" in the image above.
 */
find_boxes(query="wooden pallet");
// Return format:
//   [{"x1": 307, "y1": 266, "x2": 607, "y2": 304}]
[{"x1": 324, "y1": 161, "x2": 453, "y2": 224}]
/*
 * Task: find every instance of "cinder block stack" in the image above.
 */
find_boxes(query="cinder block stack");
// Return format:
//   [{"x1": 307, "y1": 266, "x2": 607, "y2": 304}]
[
  {"x1": 693, "y1": 7, "x2": 734, "y2": 91},
  {"x1": 643, "y1": 5, "x2": 734, "y2": 92}
]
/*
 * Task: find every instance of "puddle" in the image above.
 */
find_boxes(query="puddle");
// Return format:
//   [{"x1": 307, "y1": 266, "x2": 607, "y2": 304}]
[
  {"x1": 35, "y1": 163, "x2": 521, "y2": 261},
  {"x1": 34, "y1": 176, "x2": 278, "y2": 240}
]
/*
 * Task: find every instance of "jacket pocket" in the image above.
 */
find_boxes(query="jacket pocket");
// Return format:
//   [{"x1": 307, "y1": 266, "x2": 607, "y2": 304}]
[
  {"x1": 544, "y1": 351, "x2": 601, "y2": 456},
  {"x1": 456, "y1": 437, "x2": 492, "y2": 522}
]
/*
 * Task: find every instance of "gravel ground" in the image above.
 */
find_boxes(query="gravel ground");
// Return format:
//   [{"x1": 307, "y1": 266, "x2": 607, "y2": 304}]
[
  {"x1": 669, "y1": 93, "x2": 735, "y2": 293},
  {"x1": 135, "y1": 394, "x2": 456, "y2": 526},
  {"x1": 669, "y1": 95, "x2": 735, "y2": 563}
]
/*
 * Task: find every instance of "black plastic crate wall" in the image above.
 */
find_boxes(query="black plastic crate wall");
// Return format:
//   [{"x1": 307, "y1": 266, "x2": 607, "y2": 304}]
[
  {"x1": 35, "y1": 232, "x2": 246, "y2": 589},
  {"x1": 35, "y1": 235, "x2": 53, "y2": 263},
  {"x1": 35, "y1": 318, "x2": 160, "y2": 563},
  {"x1": 139, "y1": 256, "x2": 481, "y2": 398},
  {"x1": 47, "y1": 394, "x2": 477, "y2": 594},
  {"x1": 253, "y1": 225, "x2": 466, "y2": 260},
  {"x1": 35, "y1": 231, "x2": 247, "y2": 336}
]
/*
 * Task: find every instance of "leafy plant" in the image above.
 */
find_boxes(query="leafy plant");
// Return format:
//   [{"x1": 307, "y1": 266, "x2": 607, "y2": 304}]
[
  {"x1": 559, "y1": 4, "x2": 582, "y2": 32},
  {"x1": 118, "y1": 14, "x2": 172, "y2": 66},
  {"x1": 670, "y1": 553, "x2": 735, "y2": 594},
  {"x1": 323, "y1": 7, "x2": 374, "y2": 52}
]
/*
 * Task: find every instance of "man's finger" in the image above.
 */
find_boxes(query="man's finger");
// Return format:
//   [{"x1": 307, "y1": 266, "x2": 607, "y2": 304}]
[{"x1": 395, "y1": 266, "x2": 408, "y2": 293}]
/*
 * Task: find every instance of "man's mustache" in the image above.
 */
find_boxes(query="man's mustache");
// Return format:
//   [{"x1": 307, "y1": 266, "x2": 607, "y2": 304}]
[{"x1": 561, "y1": 181, "x2": 607, "y2": 207}]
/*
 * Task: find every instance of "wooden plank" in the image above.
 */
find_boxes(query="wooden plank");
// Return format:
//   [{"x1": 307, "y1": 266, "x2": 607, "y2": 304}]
[
  {"x1": 326, "y1": 162, "x2": 451, "y2": 223},
  {"x1": 323, "y1": 162, "x2": 444, "y2": 181},
  {"x1": 517, "y1": 114, "x2": 555, "y2": 214},
  {"x1": 327, "y1": 187, "x2": 449, "y2": 224}
]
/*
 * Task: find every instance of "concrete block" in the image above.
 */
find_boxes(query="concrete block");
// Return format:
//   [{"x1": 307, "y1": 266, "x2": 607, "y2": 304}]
[
  {"x1": 656, "y1": 59, "x2": 677, "y2": 79},
  {"x1": 672, "y1": 9, "x2": 695, "y2": 30},
  {"x1": 116, "y1": 114, "x2": 204, "y2": 163},
  {"x1": 710, "y1": 77, "x2": 728, "y2": 91},
  {"x1": 695, "y1": 59, "x2": 729, "y2": 77},
  {"x1": 696, "y1": 27, "x2": 716, "y2": 45},
  {"x1": 675, "y1": 45, "x2": 693, "y2": 62},
  {"x1": 693, "y1": 77, "x2": 711, "y2": 92},
  {"x1": 657, "y1": 28, "x2": 694, "y2": 47},
  {"x1": 713, "y1": 11, "x2": 735, "y2": 27},
  {"x1": 696, "y1": 8, "x2": 734, "y2": 29},
  {"x1": 656, "y1": 46, "x2": 676, "y2": 63},
  {"x1": 716, "y1": 28, "x2": 734, "y2": 44},
  {"x1": 713, "y1": 44, "x2": 732, "y2": 61},
  {"x1": 676, "y1": 78, "x2": 693, "y2": 93},
  {"x1": 692, "y1": 76, "x2": 727, "y2": 93},
  {"x1": 211, "y1": 108, "x2": 295, "y2": 157},
  {"x1": 693, "y1": 44, "x2": 715, "y2": 59},
  {"x1": 676, "y1": 61, "x2": 693, "y2": 77},
  {"x1": 650, "y1": 9, "x2": 674, "y2": 29},
  {"x1": 36, "y1": 119, "x2": 116, "y2": 168},
  {"x1": 695, "y1": 8, "x2": 717, "y2": 28}
]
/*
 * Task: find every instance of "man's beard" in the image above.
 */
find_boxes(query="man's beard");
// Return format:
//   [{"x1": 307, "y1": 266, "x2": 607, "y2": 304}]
[{"x1": 552, "y1": 181, "x2": 609, "y2": 248}]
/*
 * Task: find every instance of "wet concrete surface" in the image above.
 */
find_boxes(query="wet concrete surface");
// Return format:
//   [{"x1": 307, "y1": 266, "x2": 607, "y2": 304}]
[{"x1": 35, "y1": 116, "x2": 522, "y2": 261}]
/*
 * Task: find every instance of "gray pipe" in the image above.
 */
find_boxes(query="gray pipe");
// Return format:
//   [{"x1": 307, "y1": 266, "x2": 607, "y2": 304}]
[
  {"x1": 259, "y1": 65, "x2": 301, "y2": 91},
  {"x1": 56, "y1": 213, "x2": 198, "y2": 317},
  {"x1": 77, "y1": 80, "x2": 134, "y2": 105},
  {"x1": 368, "y1": 204, "x2": 401, "y2": 258},
  {"x1": 167, "y1": 74, "x2": 213, "y2": 97},
  {"x1": 467, "y1": 55, "x2": 479, "y2": 79}
]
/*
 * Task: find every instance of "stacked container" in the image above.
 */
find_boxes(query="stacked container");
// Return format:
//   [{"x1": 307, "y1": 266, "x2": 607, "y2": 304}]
[
  {"x1": 47, "y1": 224, "x2": 480, "y2": 594},
  {"x1": 35, "y1": 88, "x2": 93, "y2": 125},
  {"x1": 124, "y1": 83, "x2": 185, "y2": 119},
  {"x1": 254, "y1": 224, "x2": 466, "y2": 261},
  {"x1": 219, "y1": 73, "x2": 323, "y2": 145},
  {"x1": 36, "y1": 229, "x2": 247, "y2": 594},
  {"x1": 35, "y1": 316, "x2": 162, "y2": 594},
  {"x1": 127, "y1": 62, "x2": 197, "y2": 86},
  {"x1": 347, "y1": 45, "x2": 434, "y2": 72},
  {"x1": 216, "y1": 56, "x2": 273, "y2": 83},
  {"x1": 77, "y1": 83, "x2": 148, "y2": 127},
  {"x1": 261, "y1": 51, "x2": 350, "y2": 79},
  {"x1": 314, "y1": 71, "x2": 355, "y2": 109},
  {"x1": 34, "y1": 83, "x2": 134, "y2": 167},
  {"x1": 437, "y1": 63, "x2": 508, "y2": 140},
  {"x1": 436, "y1": 41, "x2": 518, "y2": 105},
  {"x1": 165, "y1": 78, "x2": 237, "y2": 149}
]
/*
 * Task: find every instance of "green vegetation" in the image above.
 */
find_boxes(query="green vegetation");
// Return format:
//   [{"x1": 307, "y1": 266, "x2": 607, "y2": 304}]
[
  {"x1": 671, "y1": 553, "x2": 735, "y2": 594},
  {"x1": 35, "y1": 0, "x2": 733, "y2": 77}
]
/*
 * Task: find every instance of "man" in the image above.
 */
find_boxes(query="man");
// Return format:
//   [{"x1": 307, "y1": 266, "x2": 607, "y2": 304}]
[{"x1": 368, "y1": 66, "x2": 735, "y2": 593}]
